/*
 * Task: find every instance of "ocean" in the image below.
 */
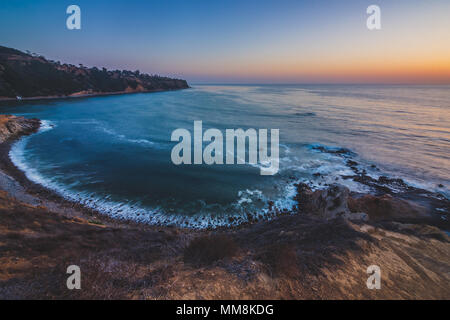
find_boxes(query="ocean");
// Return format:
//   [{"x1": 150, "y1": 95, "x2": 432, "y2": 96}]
[{"x1": 1, "y1": 84, "x2": 449, "y2": 228}]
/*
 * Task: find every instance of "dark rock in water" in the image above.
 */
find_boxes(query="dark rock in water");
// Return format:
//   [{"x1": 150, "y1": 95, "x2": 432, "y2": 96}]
[
  {"x1": 377, "y1": 176, "x2": 411, "y2": 190},
  {"x1": 294, "y1": 112, "x2": 316, "y2": 117},
  {"x1": 346, "y1": 160, "x2": 358, "y2": 167},
  {"x1": 311, "y1": 146, "x2": 327, "y2": 152},
  {"x1": 348, "y1": 173, "x2": 414, "y2": 195},
  {"x1": 333, "y1": 148, "x2": 353, "y2": 155},
  {"x1": 354, "y1": 175, "x2": 393, "y2": 194},
  {"x1": 311, "y1": 145, "x2": 354, "y2": 156},
  {"x1": 378, "y1": 176, "x2": 403, "y2": 185}
]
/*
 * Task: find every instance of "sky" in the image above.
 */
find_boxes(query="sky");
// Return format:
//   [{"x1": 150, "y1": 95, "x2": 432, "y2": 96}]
[{"x1": 1, "y1": 0, "x2": 450, "y2": 84}]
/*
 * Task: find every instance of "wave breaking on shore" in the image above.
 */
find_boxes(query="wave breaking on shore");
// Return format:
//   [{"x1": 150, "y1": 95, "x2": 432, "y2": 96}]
[{"x1": 7, "y1": 120, "x2": 449, "y2": 229}]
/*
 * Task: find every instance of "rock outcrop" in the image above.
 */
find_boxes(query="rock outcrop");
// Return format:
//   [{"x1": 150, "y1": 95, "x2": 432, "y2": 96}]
[
  {"x1": 0, "y1": 115, "x2": 40, "y2": 143},
  {"x1": 294, "y1": 183, "x2": 435, "y2": 223},
  {"x1": 294, "y1": 183, "x2": 368, "y2": 221}
]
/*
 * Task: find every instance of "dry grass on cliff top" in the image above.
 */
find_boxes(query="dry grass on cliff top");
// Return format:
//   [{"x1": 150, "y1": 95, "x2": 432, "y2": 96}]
[{"x1": 1, "y1": 188, "x2": 449, "y2": 299}]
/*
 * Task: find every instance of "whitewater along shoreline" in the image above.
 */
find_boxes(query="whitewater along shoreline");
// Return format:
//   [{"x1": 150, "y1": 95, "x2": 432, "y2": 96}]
[
  {"x1": 0, "y1": 115, "x2": 181, "y2": 231},
  {"x1": 0, "y1": 114, "x2": 449, "y2": 299},
  {"x1": 0, "y1": 116, "x2": 107, "y2": 223}
]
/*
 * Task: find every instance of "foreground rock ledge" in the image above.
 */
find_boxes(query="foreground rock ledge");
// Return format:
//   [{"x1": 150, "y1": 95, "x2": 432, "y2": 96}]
[{"x1": 0, "y1": 115, "x2": 40, "y2": 143}]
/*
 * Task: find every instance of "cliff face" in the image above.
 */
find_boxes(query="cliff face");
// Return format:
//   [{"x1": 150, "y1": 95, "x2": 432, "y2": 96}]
[
  {"x1": 0, "y1": 115, "x2": 40, "y2": 143},
  {"x1": 0, "y1": 45, "x2": 189, "y2": 98}
]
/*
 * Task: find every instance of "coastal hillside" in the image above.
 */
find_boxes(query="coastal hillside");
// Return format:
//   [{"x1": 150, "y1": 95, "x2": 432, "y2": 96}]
[
  {"x1": 0, "y1": 182, "x2": 449, "y2": 299},
  {"x1": 0, "y1": 45, "x2": 189, "y2": 99}
]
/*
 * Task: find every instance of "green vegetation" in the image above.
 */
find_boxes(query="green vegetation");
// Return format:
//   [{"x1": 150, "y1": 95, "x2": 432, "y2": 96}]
[{"x1": 0, "y1": 45, "x2": 189, "y2": 98}]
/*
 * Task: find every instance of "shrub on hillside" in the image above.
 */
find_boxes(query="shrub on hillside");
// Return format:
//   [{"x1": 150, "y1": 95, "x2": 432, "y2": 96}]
[
  {"x1": 183, "y1": 234, "x2": 238, "y2": 266},
  {"x1": 259, "y1": 242, "x2": 299, "y2": 278}
]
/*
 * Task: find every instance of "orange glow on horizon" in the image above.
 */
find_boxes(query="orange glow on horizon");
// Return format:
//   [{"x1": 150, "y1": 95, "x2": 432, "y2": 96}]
[{"x1": 180, "y1": 58, "x2": 450, "y2": 84}]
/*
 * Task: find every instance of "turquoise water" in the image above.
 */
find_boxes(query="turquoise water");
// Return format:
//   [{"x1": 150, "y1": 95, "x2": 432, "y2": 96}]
[{"x1": 1, "y1": 84, "x2": 449, "y2": 228}]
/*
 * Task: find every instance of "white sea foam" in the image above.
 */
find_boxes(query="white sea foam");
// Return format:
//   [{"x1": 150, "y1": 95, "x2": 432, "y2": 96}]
[
  {"x1": 9, "y1": 130, "x2": 296, "y2": 228},
  {"x1": 39, "y1": 119, "x2": 56, "y2": 133},
  {"x1": 9, "y1": 119, "x2": 57, "y2": 189},
  {"x1": 99, "y1": 126, "x2": 156, "y2": 147},
  {"x1": 9, "y1": 120, "x2": 447, "y2": 229},
  {"x1": 10, "y1": 131, "x2": 299, "y2": 229},
  {"x1": 71, "y1": 119, "x2": 101, "y2": 124}
]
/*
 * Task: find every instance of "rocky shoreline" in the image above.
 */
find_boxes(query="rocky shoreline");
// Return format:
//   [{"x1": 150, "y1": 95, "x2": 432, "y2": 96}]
[
  {"x1": 0, "y1": 115, "x2": 40, "y2": 143},
  {"x1": 295, "y1": 145, "x2": 450, "y2": 230},
  {"x1": 0, "y1": 115, "x2": 164, "y2": 229},
  {"x1": 0, "y1": 115, "x2": 449, "y2": 299}
]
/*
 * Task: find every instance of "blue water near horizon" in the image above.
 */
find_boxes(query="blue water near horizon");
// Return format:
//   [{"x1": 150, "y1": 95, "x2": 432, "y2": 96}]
[{"x1": 1, "y1": 84, "x2": 449, "y2": 228}]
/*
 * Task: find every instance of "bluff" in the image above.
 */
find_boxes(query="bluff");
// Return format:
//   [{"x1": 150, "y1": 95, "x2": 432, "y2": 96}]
[
  {"x1": 0, "y1": 45, "x2": 189, "y2": 99},
  {"x1": 0, "y1": 115, "x2": 40, "y2": 143}
]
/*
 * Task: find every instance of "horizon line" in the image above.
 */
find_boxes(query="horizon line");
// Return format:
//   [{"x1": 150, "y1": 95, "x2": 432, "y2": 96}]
[{"x1": 189, "y1": 82, "x2": 450, "y2": 86}]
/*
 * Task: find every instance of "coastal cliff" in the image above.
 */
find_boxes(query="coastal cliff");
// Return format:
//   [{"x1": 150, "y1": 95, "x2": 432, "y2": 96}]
[
  {"x1": 0, "y1": 115, "x2": 40, "y2": 143},
  {"x1": 0, "y1": 45, "x2": 189, "y2": 100}
]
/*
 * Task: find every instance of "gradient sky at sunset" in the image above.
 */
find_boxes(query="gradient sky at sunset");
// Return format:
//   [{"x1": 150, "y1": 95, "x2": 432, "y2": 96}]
[{"x1": 1, "y1": 0, "x2": 449, "y2": 83}]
